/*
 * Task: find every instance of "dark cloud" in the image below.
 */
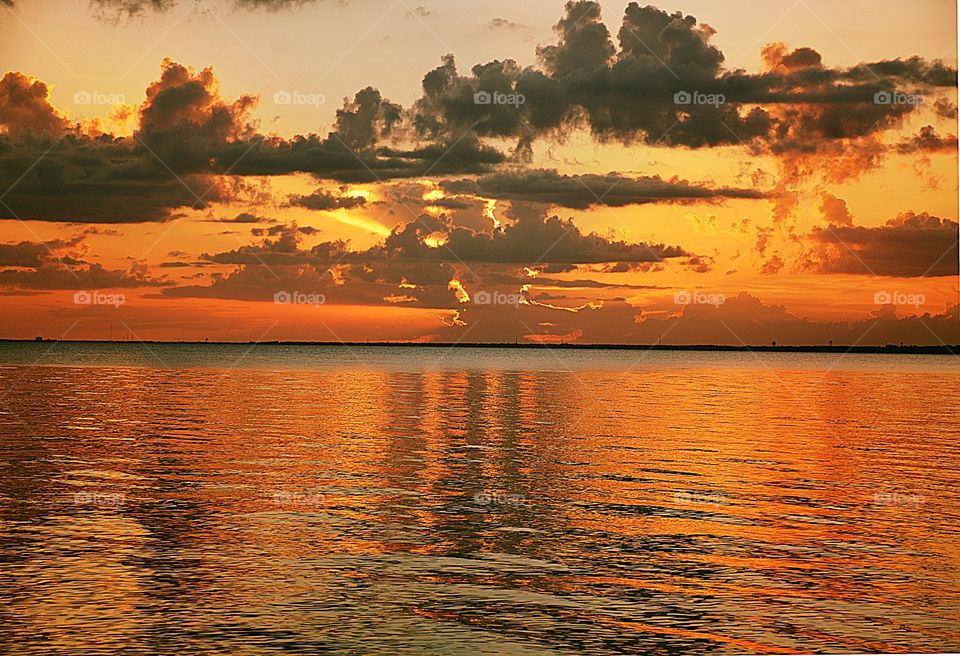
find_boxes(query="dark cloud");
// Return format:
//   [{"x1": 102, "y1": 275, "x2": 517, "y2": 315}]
[
  {"x1": 201, "y1": 223, "x2": 346, "y2": 266},
  {"x1": 2, "y1": 2, "x2": 954, "y2": 228},
  {"x1": 810, "y1": 212, "x2": 959, "y2": 277},
  {"x1": 287, "y1": 189, "x2": 367, "y2": 211},
  {"x1": 0, "y1": 63, "x2": 505, "y2": 223},
  {"x1": 406, "y1": 1, "x2": 955, "y2": 167},
  {"x1": 0, "y1": 72, "x2": 69, "y2": 137},
  {"x1": 441, "y1": 169, "x2": 765, "y2": 209},
  {"x1": 136, "y1": 58, "x2": 258, "y2": 169},
  {"x1": 430, "y1": 290, "x2": 960, "y2": 346},
  {"x1": 0, "y1": 132, "x2": 229, "y2": 222},
  {"x1": 538, "y1": 1, "x2": 615, "y2": 77},
  {"x1": 380, "y1": 210, "x2": 687, "y2": 265},
  {"x1": 627, "y1": 292, "x2": 960, "y2": 347},
  {"x1": 896, "y1": 125, "x2": 958, "y2": 154},
  {"x1": 819, "y1": 193, "x2": 853, "y2": 226},
  {"x1": 334, "y1": 87, "x2": 403, "y2": 151},
  {"x1": 0, "y1": 236, "x2": 82, "y2": 267},
  {"x1": 0, "y1": 235, "x2": 169, "y2": 290},
  {"x1": 0, "y1": 262, "x2": 169, "y2": 289},
  {"x1": 207, "y1": 212, "x2": 277, "y2": 223}
]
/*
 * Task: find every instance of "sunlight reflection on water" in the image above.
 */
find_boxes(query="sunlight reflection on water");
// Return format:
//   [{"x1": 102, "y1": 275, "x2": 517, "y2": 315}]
[{"x1": 0, "y1": 346, "x2": 958, "y2": 654}]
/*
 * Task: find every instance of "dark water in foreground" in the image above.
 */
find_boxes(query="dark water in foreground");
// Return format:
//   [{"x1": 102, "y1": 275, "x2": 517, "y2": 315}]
[{"x1": 0, "y1": 343, "x2": 958, "y2": 654}]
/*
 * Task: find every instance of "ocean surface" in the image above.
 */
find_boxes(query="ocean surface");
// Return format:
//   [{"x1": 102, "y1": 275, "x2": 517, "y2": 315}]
[{"x1": 0, "y1": 342, "x2": 958, "y2": 654}]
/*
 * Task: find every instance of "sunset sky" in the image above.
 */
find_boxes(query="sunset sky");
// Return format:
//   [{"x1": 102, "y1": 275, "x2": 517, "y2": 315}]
[{"x1": 0, "y1": 0, "x2": 957, "y2": 344}]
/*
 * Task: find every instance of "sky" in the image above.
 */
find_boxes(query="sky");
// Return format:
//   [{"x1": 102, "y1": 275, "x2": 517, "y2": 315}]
[{"x1": 0, "y1": 0, "x2": 957, "y2": 345}]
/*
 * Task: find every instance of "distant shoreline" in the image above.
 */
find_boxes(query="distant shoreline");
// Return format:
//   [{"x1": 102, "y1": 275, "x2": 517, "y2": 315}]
[{"x1": 3, "y1": 339, "x2": 958, "y2": 355}]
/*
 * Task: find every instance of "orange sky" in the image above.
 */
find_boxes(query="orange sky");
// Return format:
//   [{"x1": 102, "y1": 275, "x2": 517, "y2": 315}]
[{"x1": 0, "y1": 0, "x2": 957, "y2": 344}]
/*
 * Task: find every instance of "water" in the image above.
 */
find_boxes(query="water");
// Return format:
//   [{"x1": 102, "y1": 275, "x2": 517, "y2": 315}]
[{"x1": 0, "y1": 343, "x2": 958, "y2": 654}]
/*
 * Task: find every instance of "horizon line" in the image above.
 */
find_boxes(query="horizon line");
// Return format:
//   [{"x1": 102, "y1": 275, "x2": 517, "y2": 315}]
[{"x1": 3, "y1": 339, "x2": 958, "y2": 355}]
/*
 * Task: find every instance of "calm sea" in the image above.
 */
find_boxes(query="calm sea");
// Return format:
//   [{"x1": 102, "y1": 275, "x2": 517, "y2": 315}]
[{"x1": 0, "y1": 342, "x2": 958, "y2": 654}]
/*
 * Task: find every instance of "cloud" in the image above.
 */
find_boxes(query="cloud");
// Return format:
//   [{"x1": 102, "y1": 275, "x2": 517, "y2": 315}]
[
  {"x1": 441, "y1": 169, "x2": 765, "y2": 209},
  {"x1": 88, "y1": 0, "x2": 330, "y2": 17},
  {"x1": 207, "y1": 212, "x2": 277, "y2": 223},
  {"x1": 5, "y1": 0, "x2": 952, "y2": 225},
  {"x1": 629, "y1": 292, "x2": 960, "y2": 346},
  {"x1": 0, "y1": 235, "x2": 170, "y2": 290},
  {"x1": 287, "y1": 189, "x2": 368, "y2": 211},
  {"x1": 489, "y1": 18, "x2": 527, "y2": 30},
  {"x1": 427, "y1": 290, "x2": 960, "y2": 346},
  {"x1": 406, "y1": 1, "x2": 955, "y2": 171},
  {"x1": 136, "y1": 58, "x2": 258, "y2": 169},
  {"x1": 810, "y1": 212, "x2": 958, "y2": 277},
  {"x1": 0, "y1": 236, "x2": 83, "y2": 267},
  {"x1": 380, "y1": 210, "x2": 688, "y2": 265},
  {"x1": 0, "y1": 62, "x2": 497, "y2": 223},
  {"x1": 819, "y1": 193, "x2": 853, "y2": 226},
  {"x1": 0, "y1": 261, "x2": 170, "y2": 289},
  {"x1": 896, "y1": 125, "x2": 958, "y2": 154},
  {"x1": 0, "y1": 72, "x2": 69, "y2": 136}
]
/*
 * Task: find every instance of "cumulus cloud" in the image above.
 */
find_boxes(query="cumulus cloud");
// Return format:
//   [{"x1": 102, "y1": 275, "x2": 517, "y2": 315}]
[
  {"x1": 4, "y1": 0, "x2": 954, "y2": 223},
  {"x1": 0, "y1": 72, "x2": 69, "y2": 136},
  {"x1": 407, "y1": 1, "x2": 954, "y2": 163}
]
